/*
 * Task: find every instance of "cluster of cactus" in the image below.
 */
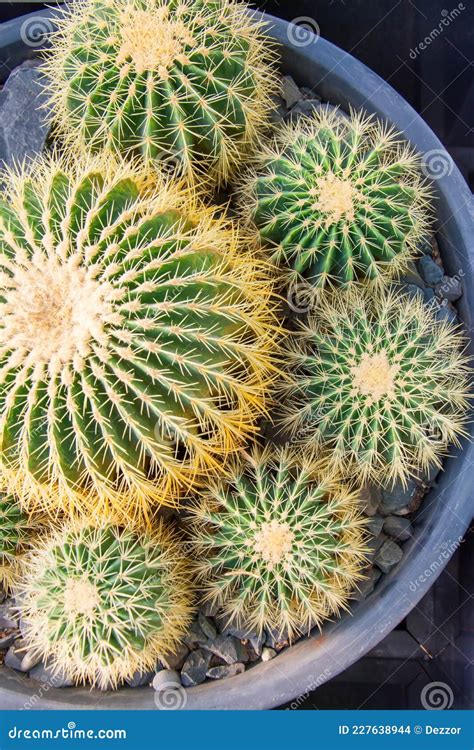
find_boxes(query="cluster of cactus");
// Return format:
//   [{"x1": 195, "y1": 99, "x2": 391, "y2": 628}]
[
  {"x1": 279, "y1": 288, "x2": 470, "y2": 486},
  {"x1": 42, "y1": 0, "x2": 278, "y2": 185},
  {"x1": 0, "y1": 153, "x2": 278, "y2": 524},
  {"x1": 19, "y1": 520, "x2": 193, "y2": 689},
  {"x1": 241, "y1": 107, "x2": 432, "y2": 292},
  {"x1": 0, "y1": 0, "x2": 470, "y2": 694},
  {"x1": 191, "y1": 448, "x2": 367, "y2": 637}
]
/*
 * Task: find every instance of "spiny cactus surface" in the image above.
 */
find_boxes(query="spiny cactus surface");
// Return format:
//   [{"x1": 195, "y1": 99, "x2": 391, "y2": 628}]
[
  {"x1": 18, "y1": 521, "x2": 193, "y2": 688},
  {"x1": 279, "y1": 288, "x2": 471, "y2": 486},
  {"x1": 42, "y1": 0, "x2": 278, "y2": 185},
  {"x1": 0, "y1": 493, "x2": 38, "y2": 590},
  {"x1": 191, "y1": 448, "x2": 367, "y2": 638},
  {"x1": 241, "y1": 107, "x2": 432, "y2": 291},
  {"x1": 0, "y1": 154, "x2": 279, "y2": 522}
]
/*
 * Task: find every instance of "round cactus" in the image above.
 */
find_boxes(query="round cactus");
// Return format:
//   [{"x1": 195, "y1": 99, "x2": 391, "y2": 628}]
[
  {"x1": 241, "y1": 107, "x2": 432, "y2": 292},
  {"x1": 0, "y1": 153, "x2": 279, "y2": 522},
  {"x1": 191, "y1": 448, "x2": 367, "y2": 638},
  {"x1": 0, "y1": 493, "x2": 39, "y2": 590},
  {"x1": 18, "y1": 521, "x2": 193, "y2": 688},
  {"x1": 279, "y1": 288, "x2": 471, "y2": 486},
  {"x1": 41, "y1": 0, "x2": 278, "y2": 185}
]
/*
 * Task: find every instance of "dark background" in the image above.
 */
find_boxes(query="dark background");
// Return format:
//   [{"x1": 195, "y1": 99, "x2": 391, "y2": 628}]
[{"x1": 0, "y1": 0, "x2": 472, "y2": 710}]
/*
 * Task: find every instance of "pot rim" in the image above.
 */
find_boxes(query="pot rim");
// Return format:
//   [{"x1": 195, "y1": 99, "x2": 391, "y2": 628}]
[{"x1": 0, "y1": 9, "x2": 472, "y2": 711}]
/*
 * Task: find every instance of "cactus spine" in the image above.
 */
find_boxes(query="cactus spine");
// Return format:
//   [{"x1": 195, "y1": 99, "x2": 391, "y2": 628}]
[{"x1": 0, "y1": 493, "x2": 40, "y2": 591}]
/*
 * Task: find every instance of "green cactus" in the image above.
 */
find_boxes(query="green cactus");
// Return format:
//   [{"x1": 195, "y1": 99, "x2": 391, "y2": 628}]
[
  {"x1": 41, "y1": 0, "x2": 278, "y2": 185},
  {"x1": 0, "y1": 493, "x2": 39, "y2": 591},
  {"x1": 191, "y1": 447, "x2": 367, "y2": 638},
  {"x1": 0, "y1": 153, "x2": 280, "y2": 523},
  {"x1": 279, "y1": 288, "x2": 471, "y2": 487},
  {"x1": 18, "y1": 520, "x2": 193, "y2": 688},
  {"x1": 241, "y1": 107, "x2": 432, "y2": 292}
]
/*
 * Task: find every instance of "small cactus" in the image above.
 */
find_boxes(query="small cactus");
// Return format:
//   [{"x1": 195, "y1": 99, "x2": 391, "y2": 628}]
[
  {"x1": 42, "y1": 0, "x2": 278, "y2": 185},
  {"x1": 191, "y1": 448, "x2": 367, "y2": 638},
  {"x1": 279, "y1": 288, "x2": 471, "y2": 486},
  {"x1": 0, "y1": 493, "x2": 39, "y2": 591},
  {"x1": 241, "y1": 107, "x2": 432, "y2": 292},
  {"x1": 18, "y1": 520, "x2": 193, "y2": 689},
  {"x1": 0, "y1": 153, "x2": 279, "y2": 522}
]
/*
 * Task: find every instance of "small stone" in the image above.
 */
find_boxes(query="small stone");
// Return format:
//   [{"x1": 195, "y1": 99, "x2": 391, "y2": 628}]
[
  {"x1": 0, "y1": 629, "x2": 18, "y2": 650},
  {"x1": 152, "y1": 669, "x2": 181, "y2": 692},
  {"x1": 366, "y1": 533, "x2": 387, "y2": 563},
  {"x1": 281, "y1": 75, "x2": 302, "y2": 108},
  {"x1": 199, "y1": 599, "x2": 219, "y2": 618},
  {"x1": 29, "y1": 660, "x2": 74, "y2": 688},
  {"x1": 358, "y1": 484, "x2": 382, "y2": 516},
  {"x1": 247, "y1": 634, "x2": 264, "y2": 661},
  {"x1": 215, "y1": 615, "x2": 257, "y2": 640},
  {"x1": 286, "y1": 99, "x2": 322, "y2": 120},
  {"x1": 403, "y1": 283, "x2": 424, "y2": 301},
  {"x1": 0, "y1": 602, "x2": 17, "y2": 629},
  {"x1": 300, "y1": 87, "x2": 322, "y2": 100},
  {"x1": 4, "y1": 642, "x2": 25, "y2": 671},
  {"x1": 424, "y1": 287, "x2": 435, "y2": 302},
  {"x1": 418, "y1": 255, "x2": 443, "y2": 285},
  {"x1": 380, "y1": 479, "x2": 418, "y2": 515},
  {"x1": 351, "y1": 567, "x2": 382, "y2": 601},
  {"x1": 269, "y1": 94, "x2": 286, "y2": 125},
  {"x1": 265, "y1": 627, "x2": 289, "y2": 651},
  {"x1": 435, "y1": 305, "x2": 457, "y2": 325},
  {"x1": 0, "y1": 61, "x2": 51, "y2": 170},
  {"x1": 374, "y1": 539, "x2": 403, "y2": 574},
  {"x1": 435, "y1": 275, "x2": 462, "y2": 302},
  {"x1": 261, "y1": 647, "x2": 277, "y2": 662},
  {"x1": 180, "y1": 650, "x2": 211, "y2": 687},
  {"x1": 202, "y1": 635, "x2": 249, "y2": 664},
  {"x1": 125, "y1": 669, "x2": 156, "y2": 688},
  {"x1": 365, "y1": 515, "x2": 384, "y2": 537},
  {"x1": 206, "y1": 663, "x2": 245, "y2": 680},
  {"x1": 198, "y1": 612, "x2": 217, "y2": 640},
  {"x1": 20, "y1": 650, "x2": 41, "y2": 672},
  {"x1": 383, "y1": 516, "x2": 413, "y2": 541},
  {"x1": 183, "y1": 618, "x2": 207, "y2": 647},
  {"x1": 159, "y1": 642, "x2": 189, "y2": 671}
]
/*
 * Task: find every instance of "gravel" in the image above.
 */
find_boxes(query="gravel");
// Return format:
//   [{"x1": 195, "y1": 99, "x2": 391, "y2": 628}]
[
  {"x1": 374, "y1": 539, "x2": 404, "y2": 574},
  {"x1": 206, "y1": 663, "x2": 245, "y2": 680},
  {"x1": 180, "y1": 650, "x2": 212, "y2": 687},
  {"x1": 383, "y1": 516, "x2": 414, "y2": 542},
  {"x1": 152, "y1": 669, "x2": 181, "y2": 692}
]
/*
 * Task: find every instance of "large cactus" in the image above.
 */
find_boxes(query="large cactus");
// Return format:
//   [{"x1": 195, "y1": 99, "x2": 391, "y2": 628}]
[
  {"x1": 241, "y1": 107, "x2": 432, "y2": 292},
  {"x1": 191, "y1": 447, "x2": 367, "y2": 638},
  {"x1": 41, "y1": 0, "x2": 278, "y2": 185},
  {"x1": 279, "y1": 288, "x2": 471, "y2": 486},
  {"x1": 0, "y1": 153, "x2": 279, "y2": 522},
  {"x1": 18, "y1": 521, "x2": 193, "y2": 688}
]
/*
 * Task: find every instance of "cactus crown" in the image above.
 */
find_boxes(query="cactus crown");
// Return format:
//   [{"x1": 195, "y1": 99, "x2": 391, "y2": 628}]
[
  {"x1": 0, "y1": 493, "x2": 38, "y2": 590},
  {"x1": 241, "y1": 107, "x2": 432, "y2": 291},
  {"x1": 279, "y1": 288, "x2": 471, "y2": 486},
  {"x1": 191, "y1": 447, "x2": 367, "y2": 638},
  {"x1": 0, "y1": 153, "x2": 280, "y2": 523},
  {"x1": 18, "y1": 521, "x2": 193, "y2": 688},
  {"x1": 41, "y1": 0, "x2": 278, "y2": 184}
]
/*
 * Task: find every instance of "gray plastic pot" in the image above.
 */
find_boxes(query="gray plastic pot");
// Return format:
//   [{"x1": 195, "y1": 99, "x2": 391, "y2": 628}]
[{"x1": 0, "y1": 9, "x2": 473, "y2": 711}]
